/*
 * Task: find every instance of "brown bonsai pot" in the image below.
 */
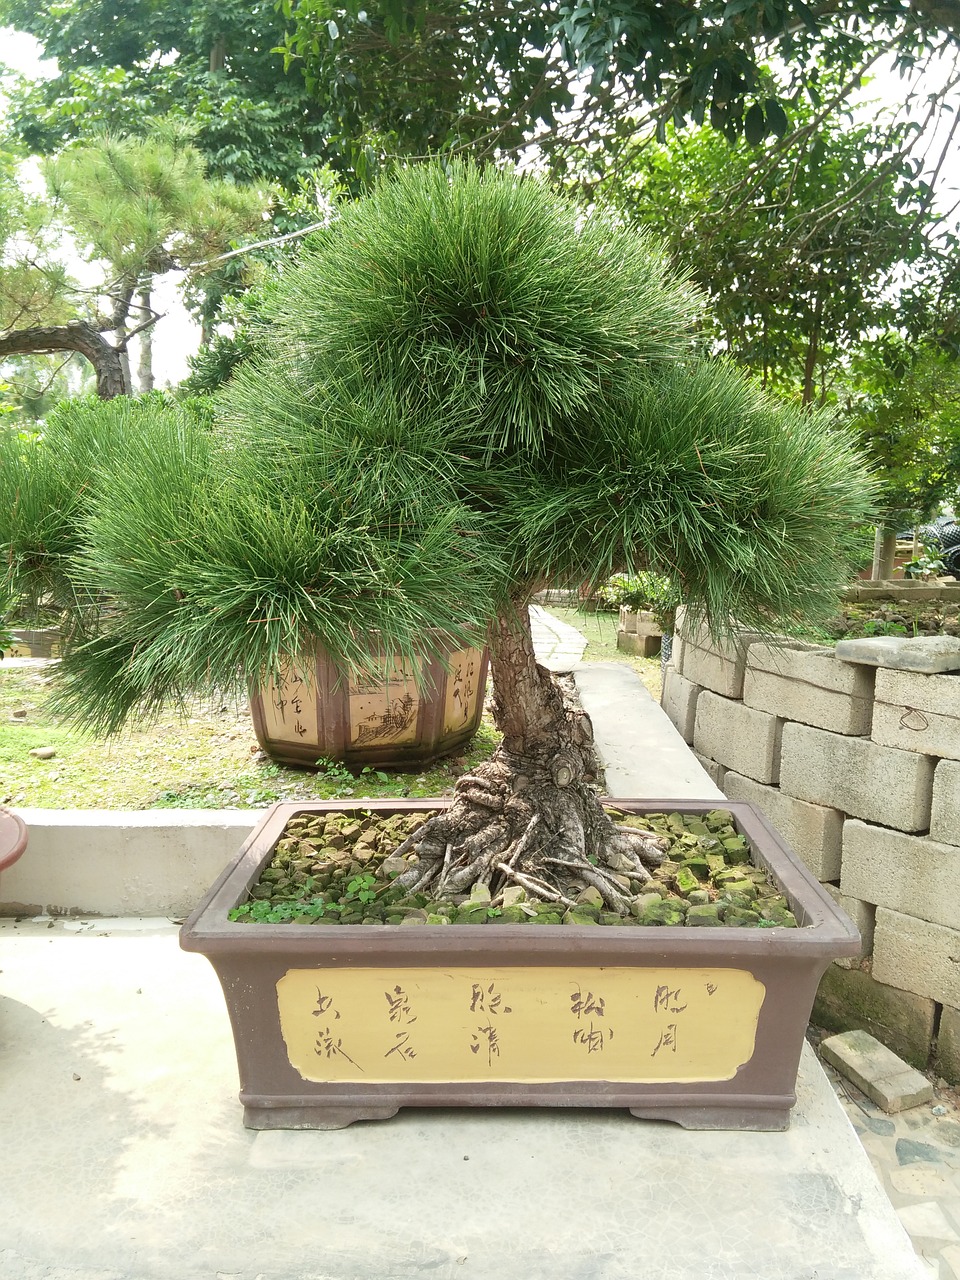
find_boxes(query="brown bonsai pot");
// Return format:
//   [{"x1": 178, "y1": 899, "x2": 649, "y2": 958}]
[
  {"x1": 180, "y1": 798, "x2": 858, "y2": 1133},
  {"x1": 248, "y1": 640, "x2": 489, "y2": 769}
]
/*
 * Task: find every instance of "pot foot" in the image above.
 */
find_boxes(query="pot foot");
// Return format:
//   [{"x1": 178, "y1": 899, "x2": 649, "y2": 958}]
[
  {"x1": 629, "y1": 1104, "x2": 791, "y2": 1131},
  {"x1": 243, "y1": 1103, "x2": 401, "y2": 1130}
]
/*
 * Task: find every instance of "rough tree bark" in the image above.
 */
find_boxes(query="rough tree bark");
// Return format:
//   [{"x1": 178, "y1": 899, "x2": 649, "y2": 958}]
[
  {"x1": 113, "y1": 283, "x2": 135, "y2": 396},
  {"x1": 395, "y1": 603, "x2": 666, "y2": 910},
  {"x1": 0, "y1": 322, "x2": 128, "y2": 398}
]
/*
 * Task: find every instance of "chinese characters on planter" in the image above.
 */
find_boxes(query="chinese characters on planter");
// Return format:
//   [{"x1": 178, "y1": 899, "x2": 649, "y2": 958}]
[
  {"x1": 262, "y1": 664, "x2": 318, "y2": 744},
  {"x1": 275, "y1": 967, "x2": 759, "y2": 1083}
]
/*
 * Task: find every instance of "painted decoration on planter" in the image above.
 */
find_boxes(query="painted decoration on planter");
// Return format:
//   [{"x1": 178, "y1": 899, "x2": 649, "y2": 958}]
[
  {"x1": 261, "y1": 663, "x2": 319, "y2": 745},
  {"x1": 276, "y1": 965, "x2": 765, "y2": 1085},
  {"x1": 442, "y1": 648, "x2": 481, "y2": 735},
  {"x1": 349, "y1": 657, "x2": 421, "y2": 746},
  {"x1": 4, "y1": 629, "x2": 62, "y2": 659}
]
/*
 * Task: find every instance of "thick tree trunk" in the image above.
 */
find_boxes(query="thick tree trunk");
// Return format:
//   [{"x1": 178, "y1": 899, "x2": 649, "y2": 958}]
[
  {"x1": 0, "y1": 323, "x2": 128, "y2": 399},
  {"x1": 394, "y1": 604, "x2": 665, "y2": 911},
  {"x1": 872, "y1": 526, "x2": 899, "y2": 580},
  {"x1": 112, "y1": 283, "x2": 135, "y2": 397},
  {"x1": 210, "y1": 34, "x2": 227, "y2": 72},
  {"x1": 801, "y1": 299, "x2": 822, "y2": 407}
]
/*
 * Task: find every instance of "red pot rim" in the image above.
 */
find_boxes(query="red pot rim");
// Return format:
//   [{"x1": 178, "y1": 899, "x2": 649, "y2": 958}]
[{"x1": 0, "y1": 806, "x2": 28, "y2": 872}]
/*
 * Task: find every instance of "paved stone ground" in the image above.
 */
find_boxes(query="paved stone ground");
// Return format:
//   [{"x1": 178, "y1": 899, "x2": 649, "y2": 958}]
[
  {"x1": 528, "y1": 604, "x2": 588, "y2": 670},
  {"x1": 815, "y1": 1043, "x2": 960, "y2": 1279}
]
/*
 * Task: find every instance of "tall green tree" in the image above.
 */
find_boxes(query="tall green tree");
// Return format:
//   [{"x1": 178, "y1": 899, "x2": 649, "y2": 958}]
[
  {"x1": 4, "y1": 0, "x2": 960, "y2": 186},
  {"x1": 844, "y1": 332, "x2": 960, "y2": 572},
  {"x1": 597, "y1": 97, "x2": 942, "y2": 404},
  {"x1": 0, "y1": 0, "x2": 331, "y2": 189},
  {"x1": 0, "y1": 130, "x2": 270, "y2": 397}
]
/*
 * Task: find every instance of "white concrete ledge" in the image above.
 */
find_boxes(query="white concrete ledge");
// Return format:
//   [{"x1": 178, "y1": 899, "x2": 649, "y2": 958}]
[
  {"x1": 0, "y1": 807, "x2": 262, "y2": 917},
  {"x1": 575, "y1": 661, "x2": 724, "y2": 800}
]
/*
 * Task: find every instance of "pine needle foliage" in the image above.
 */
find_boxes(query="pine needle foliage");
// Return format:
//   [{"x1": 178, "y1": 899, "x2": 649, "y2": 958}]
[
  {"x1": 51, "y1": 160, "x2": 876, "y2": 734},
  {"x1": 0, "y1": 396, "x2": 181, "y2": 624}
]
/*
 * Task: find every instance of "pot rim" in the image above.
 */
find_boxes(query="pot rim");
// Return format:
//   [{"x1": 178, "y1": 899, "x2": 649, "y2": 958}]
[
  {"x1": 0, "y1": 805, "x2": 28, "y2": 873},
  {"x1": 180, "y1": 797, "x2": 860, "y2": 963}
]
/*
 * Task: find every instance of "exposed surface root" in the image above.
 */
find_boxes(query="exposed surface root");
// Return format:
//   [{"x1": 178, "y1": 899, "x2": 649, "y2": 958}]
[
  {"x1": 387, "y1": 602, "x2": 668, "y2": 915},
  {"x1": 394, "y1": 753, "x2": 667, "y2": 917}
]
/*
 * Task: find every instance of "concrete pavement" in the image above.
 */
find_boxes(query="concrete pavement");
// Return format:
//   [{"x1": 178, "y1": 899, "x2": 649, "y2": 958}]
[
  {"x1": 0, "y1": 618, "x2": 941, "y2": 1278},
  {"x1": 0, "y1": 916, "x2": 928, "y2": 1280}
]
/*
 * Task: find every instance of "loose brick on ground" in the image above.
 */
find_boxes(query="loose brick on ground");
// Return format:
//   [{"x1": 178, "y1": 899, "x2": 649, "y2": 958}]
[
  {"x1": 820, "y1": 1029, "x2": 934, "y2": 1112},
  {"x1": 814, "y1": 962, "x2": 936, "y2": 1070}
]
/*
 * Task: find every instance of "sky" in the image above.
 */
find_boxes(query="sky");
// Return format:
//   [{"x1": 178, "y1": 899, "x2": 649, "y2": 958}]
[{"x1": 2, "y1": 26, "x2": 960, "y2": 392}]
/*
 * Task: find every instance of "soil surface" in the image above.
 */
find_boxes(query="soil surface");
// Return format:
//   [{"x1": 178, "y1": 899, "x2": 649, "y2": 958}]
[
  {"x1": 823, "y1": 601, "x2": 960, "y2": 640},
  {"x1": 230, "y1": 805, "x2": 799, "y2": 928}
]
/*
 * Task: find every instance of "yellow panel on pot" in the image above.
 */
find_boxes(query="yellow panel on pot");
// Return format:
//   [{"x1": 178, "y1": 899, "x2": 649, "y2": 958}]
[
  {"x1": 260, "y1": 663, "x2": 319, "y2": 745},
  {"x1": 348, "y1": 657, "x2": 421, "y2": 747},
  {"x1": 442, "y1": 648, "x2": 483, "y2": 735},
  {"x1": 276, "y1": 966, "x2": 764, "y2": 1084}
]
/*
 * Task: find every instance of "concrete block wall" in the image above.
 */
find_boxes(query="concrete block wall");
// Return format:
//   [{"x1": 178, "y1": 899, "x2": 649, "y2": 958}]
[{"x1": 662, "y1": 620, "x2": 960, "y2": 1080}]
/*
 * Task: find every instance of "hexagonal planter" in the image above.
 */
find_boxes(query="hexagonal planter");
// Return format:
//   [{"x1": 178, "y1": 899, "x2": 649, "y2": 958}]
[
  {"x1": 180, "y1": 798, "x2": 859, "y2": 1132},
  {"x1": 248, "y1": 641, "x2": 489, "y2": 769},
  {"x1": 4, "y1": 627, "x2": 62, "y2": 659}
]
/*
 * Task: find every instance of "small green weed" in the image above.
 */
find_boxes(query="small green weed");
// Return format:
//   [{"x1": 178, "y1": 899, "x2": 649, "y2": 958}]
[
  {"x1": 860, "y1": 619, "x2": 908, "y2": 638},
  {"x1": 345, "y1": 872, "x2": 378, "y2": 904}
]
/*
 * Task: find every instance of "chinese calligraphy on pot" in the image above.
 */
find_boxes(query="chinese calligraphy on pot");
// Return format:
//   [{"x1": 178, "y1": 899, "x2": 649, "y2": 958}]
[{"x1": 277, "y1": 966, "x2": 764, "y2": 1084}]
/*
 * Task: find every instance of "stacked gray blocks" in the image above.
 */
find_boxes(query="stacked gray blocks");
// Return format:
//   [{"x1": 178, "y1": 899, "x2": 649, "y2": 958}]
[
  {"x1": 872, "y1": 668, "x2": 960, "y2": 761},
  {"x1": 931, "y1": 760, "x2": 960, "y2": 842},
  {"x1": 744, "y1": 642, "x2": 874, "y2": 734},
  {"x1": 694, "y1": 692, "x2": 782, "y2": 784},
  {"x1": 723, "y1": 771, "x2": 842, "y2": 880},
  {"x1": 778, "y1": 724, "x2": 934, "y2": 831},
  {"x1": 661, "y1": 620, "x2": 960, "y2": 1080},
  {"x1": 676, "y1": 620, "x2": 767, "y2": 698},
  {"x1": 661, "y1": 666, "x2": 699, "y2": 744},
  {"x1": 841, "y1": 821, "x2": 959, "y2": 930},
  {"x1": 872, "y1": 909, "x2": 960, "y2": 1008}
]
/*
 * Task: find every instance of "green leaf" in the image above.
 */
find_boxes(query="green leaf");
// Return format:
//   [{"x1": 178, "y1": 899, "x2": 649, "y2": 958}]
[
  {"x1": 764, "y1": 99, "x2": 789, "y2": 138},
  {"x1": 744, "y1": 103, "x2": 766, "y2": 146}
]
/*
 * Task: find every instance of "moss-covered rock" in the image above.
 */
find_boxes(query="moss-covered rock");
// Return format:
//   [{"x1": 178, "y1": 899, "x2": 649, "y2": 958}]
[{"x1": 686, "y1": 904, "x2": 724, "y2": 927}]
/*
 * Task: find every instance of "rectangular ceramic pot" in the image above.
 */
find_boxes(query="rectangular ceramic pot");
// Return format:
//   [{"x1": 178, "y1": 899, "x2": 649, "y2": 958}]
[{"x1": 180, "y1": 798, "x2": 859, "y2": 1132}]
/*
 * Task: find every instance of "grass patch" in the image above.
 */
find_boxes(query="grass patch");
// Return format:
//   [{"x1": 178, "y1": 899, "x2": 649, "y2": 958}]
[
  {"x1": 0, "y1": 607, "x2": 658, "y2": 808},
  {"x1": 0, "y1": 663, "x2": 500, "y2": 810}
]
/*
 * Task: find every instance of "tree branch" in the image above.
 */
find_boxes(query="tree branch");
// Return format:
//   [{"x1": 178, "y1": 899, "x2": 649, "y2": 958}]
[{"x1": 0, "y1": 322, "x2": 128, "y2": 398}]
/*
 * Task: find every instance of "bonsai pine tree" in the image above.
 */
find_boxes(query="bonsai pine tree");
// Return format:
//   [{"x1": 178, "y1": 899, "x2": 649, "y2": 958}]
[{"x1": 56, "y1": 161, "x2": 874, "y2": 908}]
